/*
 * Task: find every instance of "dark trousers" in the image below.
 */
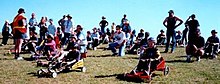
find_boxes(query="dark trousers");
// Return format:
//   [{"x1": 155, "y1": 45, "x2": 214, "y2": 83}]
[
  {"x1": 2, "y1": 34, "x2": 9, "y2": 45},
  {"x1": 165, "y1": 30, "x2": 176, "y2": 52},
  {"x1": 61, "y1": 33, "x2": 70, "y2": 45}
]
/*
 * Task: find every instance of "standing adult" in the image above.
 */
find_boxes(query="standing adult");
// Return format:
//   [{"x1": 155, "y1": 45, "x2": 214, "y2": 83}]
[
  {"x1": 163, "y1": 10, "x2": 183, "y2": 53},
  {"x1": 181, "y1": 24, "x2": 188, "y2": 46},
  {"x1": 185, "y1": 14, "x2": 200, "y2": 44},
  {"x1": 61, "y1": 14, "x2": 73, "y2": 46},
  {"x1": 58, "y1": 15, "x2": 66, "y2": 33},
  {"x1": 76, "y1": 25, "x2": 87, "y2": 58},
  {"x1": 12, "y1": 8, "x2": 27, "y2": 60},
  {"x1": 38, "y1": 17, "x2": 48, "y2": 43},
  {"x1": 28, "y1": 13, "x2": 38, "y2": 33},
  {"x1": 99, "y1": 16, "x2": 108, "y2": 34},
  {"x1": 121, "y1": 14, "x2": 128, "y2": 28},
  {"x1": 1, "y1": 20, "x2": 10, "y2": 46},
  {"x1": 48, "y1": 19, "x2": 56, "y2": 36}
]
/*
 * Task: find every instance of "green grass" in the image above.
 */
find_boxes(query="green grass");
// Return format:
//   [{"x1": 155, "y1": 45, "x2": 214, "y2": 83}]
[{"x1": 0, "y1": 40, "x2": 220, "y2": 84}]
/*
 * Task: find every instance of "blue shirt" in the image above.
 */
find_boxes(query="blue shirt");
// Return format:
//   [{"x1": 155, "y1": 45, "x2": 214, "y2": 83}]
[
  {"x1": 48, "y1": 24, "x2": 56, "y2": 36},
  {"x1": 64, "y1": 20, "x2": 73, "y2": 33},
  {"x1": 29, "y1": 18, "x2": 37, "y2": 27}
]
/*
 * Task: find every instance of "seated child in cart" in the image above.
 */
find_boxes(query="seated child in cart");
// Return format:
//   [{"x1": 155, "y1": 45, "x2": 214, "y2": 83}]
[
  {"x1": 133, "y1": 37, "x2": 162, "y2": 75},
  {"x1": 54, "y1": 43, "x2": 81, "y2": 72}
]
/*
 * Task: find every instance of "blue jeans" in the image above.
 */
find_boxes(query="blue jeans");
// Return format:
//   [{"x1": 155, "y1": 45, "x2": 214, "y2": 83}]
[
  {"x1": 165, "y1": 30, "x2": 176, "y2": 52},
  {"x1": 109, "y1": 43, "x2": 125, "y2": 56}
]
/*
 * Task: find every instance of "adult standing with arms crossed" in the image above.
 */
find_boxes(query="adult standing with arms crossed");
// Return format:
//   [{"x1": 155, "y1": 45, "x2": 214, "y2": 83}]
[
  {"x1": 12, "y1": 8, "x2": 27, "y2": 60},
  {"x1": 163, "y1": 10, "x2": 183, "y2": 53}
]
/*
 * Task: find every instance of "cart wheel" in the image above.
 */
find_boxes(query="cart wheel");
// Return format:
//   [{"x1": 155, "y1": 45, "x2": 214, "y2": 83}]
[
  {"x1": 164, "y1": 66, "x2": 169, "y2": 76},
  {"x1": 51, "y1": 72, "x2": 57, "y2": 78},
  {"x1": 37, "y1": 69, "x2": 43, "y2": 76},
  {"x1": 81, "y1": 67, "x2": 86, "y2": 72}
]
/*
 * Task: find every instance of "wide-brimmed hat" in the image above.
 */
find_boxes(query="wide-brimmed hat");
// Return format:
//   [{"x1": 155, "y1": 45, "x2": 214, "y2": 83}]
[
  {"x1": 168, "y1": 10, "x2": 174, "y2": 14},
  {"x1": 102, "y1": 16, "x2": 106, "y2": 19},
  {"x1": 18, "y1": 8, "x2": 25, "y2": 13},
  {"x1": 66, "y1": 14, "x2": 72, "y2": 18},
  {"x1": 211, "y1": 30, "x2": 217, "y2": 33},
  {"x1": 160, "y1": 29, "x2": 164, "y2": 32}
]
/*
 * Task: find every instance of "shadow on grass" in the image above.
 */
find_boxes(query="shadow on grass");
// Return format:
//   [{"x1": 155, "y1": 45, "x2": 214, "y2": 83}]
[
  {"x1": 122, "y1": 56, "x2": 139, "y2": 60},
  {"x1": 27, "y1": 72, "x2": 38, "y2": 77},
  {"x1": 95, "y1": 73, "x2": 156, "y2": 83},
  {"x1": 0, "y1": 57, "x2": 14, "y2": 60},
  {"x1": 87, "y1": 54, "x2": 116, "y2": 58},
  {"x1": 165, "y1": 59, "x2": 187, "y2": 63}
]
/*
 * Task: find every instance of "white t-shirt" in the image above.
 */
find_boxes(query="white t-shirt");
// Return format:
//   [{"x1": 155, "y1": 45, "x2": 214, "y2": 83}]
[
  {"x1": 91, "y1": 32, "x2": 100, "y2": 40},
  {"x1": 114, "y1": 32, "x2": 126, "y2": 44}
]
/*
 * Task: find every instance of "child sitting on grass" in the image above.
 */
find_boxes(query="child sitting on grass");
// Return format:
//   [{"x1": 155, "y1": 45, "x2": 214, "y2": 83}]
[{"x1": 132, "y1": 37, "x2": 162, "y2": 75}]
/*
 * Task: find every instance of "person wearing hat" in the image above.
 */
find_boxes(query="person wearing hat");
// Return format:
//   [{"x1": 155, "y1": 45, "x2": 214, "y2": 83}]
[
  {"x1": 99, "y1": 16, "x2": 108, "y2": 34},
  {"x1": 133, "y1": 37, "x2": 162, "y2": 75},
  {"x1": 163, "y1": 10, "x2": 183, "y2": 53},
  {"x1": 76, "y1": 25, "x2": 87, "y2": 58},
  {"x1": 1, "y1": 20, "x2": 11, "y2": 46},
  {"x1": 61, "y1": 14, "x2": 74, "y2": 46},
  {"x1": 156, "y1": 29, "x2": 166, "y2": 45},
  {"x1": 48, "y1": 19, "x2": 56, "y2": 36},
  {"x1": 186, "y1": 29, "x2": 205, "y2": 62},
  {"x1": 185, "y1": 14, "x2": 200, "y2": 44},
  {"x1": 12, "y1": 8, "x2": 27, "y2": 60},
  {"x1": 28, "y1": 13, "x2": 38, "y2": 33},
  {"x1": 91, "y1": 27, "x2": 100, "y2": 50},
  {"x1": 204, "y1": 30, "x2": 219, "y2": 59}
]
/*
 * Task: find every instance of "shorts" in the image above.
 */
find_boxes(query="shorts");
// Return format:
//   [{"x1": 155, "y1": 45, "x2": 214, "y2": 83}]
[
  {"x1": 14, "y1": 30, "x2": 26, "y2": 39},
  {"x1": 80, "y1": 45, "x2": 87, "y2": 53}
]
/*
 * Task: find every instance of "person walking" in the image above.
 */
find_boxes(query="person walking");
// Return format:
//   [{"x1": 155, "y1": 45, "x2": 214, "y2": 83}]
[{"x1": 163, "y1": 10, "x2": 183, "y2": 53}]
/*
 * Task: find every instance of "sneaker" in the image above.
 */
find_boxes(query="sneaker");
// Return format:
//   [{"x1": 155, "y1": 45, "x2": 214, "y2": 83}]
[
  {"x1": 94, "y1": 47, "x2": 97, "y2": 50},
  {"x1": 196, "y1": 56, "x2": 201, "y2": 62},
  {"x1": 213, "y1": 55, "x2": 217, "y2": 59},
  {"x1": 16, "y1": 57, "x2": 24, "y2": 60}
]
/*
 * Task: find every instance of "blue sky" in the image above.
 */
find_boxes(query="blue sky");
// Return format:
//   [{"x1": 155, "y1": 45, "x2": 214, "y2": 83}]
[{"x1": 0, "y1": 0, "x2": 220, "y2": 40}]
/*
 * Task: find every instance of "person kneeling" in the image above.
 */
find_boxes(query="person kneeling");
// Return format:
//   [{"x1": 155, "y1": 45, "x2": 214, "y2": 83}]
[
  {"x1": 133, "y1": 37, "x2": 161, "y2": 75},
  {"x1": 186, "y1": 29, "x2": 205, "y2": 62}
]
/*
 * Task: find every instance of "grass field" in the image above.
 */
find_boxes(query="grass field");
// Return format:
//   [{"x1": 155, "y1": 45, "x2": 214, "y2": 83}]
[{"x1": 0, "y1": 39, "x2": 220, "y2": 84}]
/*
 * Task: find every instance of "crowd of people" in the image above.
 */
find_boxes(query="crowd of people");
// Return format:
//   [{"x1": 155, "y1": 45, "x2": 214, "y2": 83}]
[{"x1": 1, "y1": 8, "x2": 220, "y2": 64}]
